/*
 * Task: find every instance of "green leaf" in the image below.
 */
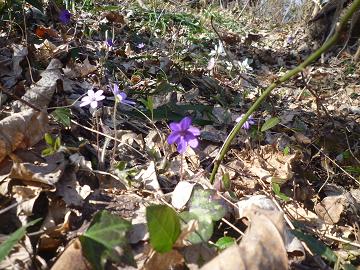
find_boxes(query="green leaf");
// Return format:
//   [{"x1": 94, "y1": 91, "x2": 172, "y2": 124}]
[
  {"x1": 261, "y1": 117, "x2": 280, "y2": 132},
  {"x1": 283, "y1": 146, "x2": 290, "y2": 155},
  {"x1": 292, "y1": 230, "x2": 337, "y2": 263},
  {"x1": 214, "y1": 236, "x2": 236, "y2": 250},
  {"x1": 272, "y1": 182, "x2": 290, "y2": 202},
  {"x1": 54, "y1": 137, "x2": 61, "y2": 151},
  {"x1": 146, "y1": 205, "x2": 181, "y2": 253},
  {"x1": 41, "y1": 147, "x2": 54, "y2": 157},
  {"x1": 44, "y1": 133, "x2": 53, "y2": 146},
  {"x1": 25, "y1": 0, "x2": 43, "y2": 12},
  {"x1": 221, "y1": 173, "x2": 231, "y2": 190},
  {"x1": 0, "y1": 218, "x2": 41, "y2": 263},
  {"x1": 51, "y1": 108, "x2": 71, "y2": 127},
  {"x1": 147, "y1": 96, "x2": 154, "y2": 120},
  {"x1": 189, "y1": 188, "x2": 226, "y2": 221},
  {"x1": 80, "y1": 211, "x2": 133, "y2": 270},
  {"x1": 179, "y1": 212, "x2": 213, "y2": 244}
]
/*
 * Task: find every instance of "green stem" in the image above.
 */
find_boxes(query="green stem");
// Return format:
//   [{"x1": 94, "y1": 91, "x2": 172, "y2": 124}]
[{"x1": 209, "y1": 0, "x2": 360, "y2": 184}]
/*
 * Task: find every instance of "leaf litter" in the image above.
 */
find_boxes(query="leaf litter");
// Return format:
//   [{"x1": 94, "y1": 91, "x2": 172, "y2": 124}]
[{"x1": 0, "y1": 0, "x2": 360, "y2": 269}]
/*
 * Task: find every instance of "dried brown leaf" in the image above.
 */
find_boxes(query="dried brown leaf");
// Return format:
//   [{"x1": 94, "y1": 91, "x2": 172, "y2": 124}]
[
  {"x1": 0, "y1": 110, "x2": 48, "y2": 163},
  {"x1": 314, "y1": 195, "x2": 348, "y2": 224},
  {"x1": 51, "y1": 239, "x2": 90, "y2": 270},
  {"x1": 201, "y1": 206, "x2": 288, "y2": 270}
]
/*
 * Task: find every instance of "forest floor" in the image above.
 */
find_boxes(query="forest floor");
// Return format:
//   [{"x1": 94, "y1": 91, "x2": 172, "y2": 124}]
[{"x1": 0, "y1": 1, "x2": 360, "y2": 269}]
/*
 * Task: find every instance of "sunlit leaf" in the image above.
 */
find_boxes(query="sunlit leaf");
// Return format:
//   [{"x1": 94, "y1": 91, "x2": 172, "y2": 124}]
[
  {"x1": 214, "y1": 236, "x2": 236, "y2": 250},
  {"x1": 54, "y1": 137, "x2": 61, "y2": 151},
  {"x1": 272, "y1": 182, "x2": 290, "y2": 201},
  {"x1": 146, "y1": 205, "x2": 180, "y2": 253},
  {"x1": 41, "y1": 147, "x2": 54, "y2": 157},
  {"x1": 44, "y1": 133, "x2": 53, "y2": 146},
  {"x1": 189, "y1": 188, "x2": 226, "y2": 221},
  {"x1": 261, "y1": 117, "x2": 280, "y2": 132},
  {"x1": 51, "y1": 108, "x2": 71, "y2": 127},
  {"x1": 180, "y1": 211, "x2": 213, "y2": 244},
  {"x1": 80, "y1": 211, "x2": 133, "y2": 270}
]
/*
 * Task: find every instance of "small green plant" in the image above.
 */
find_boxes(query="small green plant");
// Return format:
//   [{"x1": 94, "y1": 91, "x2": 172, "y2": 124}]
[
  {"x1": 271, "y1": 182, "x2": 290, "y2": 202},
  {"x1": 140, "y1": 96, "x2": 154, "y2": 121},
  {"x1": 0, "y1": 218, "x2": 42, "y2": 263},
  {"x1": 113, "y1": 161, "x2": 138, "y2": 186},
  {"x1": 214, "y1": 236, "x2": 236, "y2": 250},
  {"x1": 283, "y1": 146, "x2": 290, "y2": 155},
  {"x1": 42, "y1": 133, "x2": 61, "y2": 157},
  {"x1": 80, "y1": 211, "x2": 134, "y2": 269}
]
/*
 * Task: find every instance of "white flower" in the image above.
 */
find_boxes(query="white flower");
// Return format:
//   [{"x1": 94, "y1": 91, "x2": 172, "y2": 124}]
[
  {"x1": 209, "y1": 41, "x2": 226, "y2": 57},
  {"x1": 80, "y1": 90, "x2": 105, "y2": 109},
  {"x1": 237, "y1": 58, "x2": 253, "y2": 72}
]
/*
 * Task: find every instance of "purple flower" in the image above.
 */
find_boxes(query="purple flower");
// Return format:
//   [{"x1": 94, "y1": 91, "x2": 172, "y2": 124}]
[
  {"x1": 111, "y1": 84, "x2": 135, "y2": 105},
  {"x1": 106, "y1": 39, "x2": 114, "y2": 47},
  {"x1": 80, "y1": 90, "x2": 105, "y2": 109},
  {"x1": 167, "y1": 117, "x2": 200, "y2": 154},
  {"x1": 235, "y1": 114, "x2": 255, "y2": 130},
  {"x1": 137, "y1": 43, "x2": 145, "y2": 49},
  {"x1": 59, "y1": 9, "x2": 72, "y2": 24}
]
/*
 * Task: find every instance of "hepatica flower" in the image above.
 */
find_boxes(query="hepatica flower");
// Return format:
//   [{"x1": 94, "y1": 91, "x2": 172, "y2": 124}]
[
  {"x1": 59, "y1": 9, "x2": 72, "y2": 24},
  {"x1": 137, "y1": 43, "x2": 145, "y2": 49},
  {"x1": 168, "y1": 117, "x2": 200, "y2": 154},
  {"x1": 111, "y1": 84, "x2": 135, "y2": 105},
  {"x1": 236, "y1": 114, "x2": 255, "y2": 130},
  {"x1": 80, "y1": 90, "x2": 105, "y2": 109},
  {"x1": 106, "y1": 39, "x2": 114, "y2": 47}
]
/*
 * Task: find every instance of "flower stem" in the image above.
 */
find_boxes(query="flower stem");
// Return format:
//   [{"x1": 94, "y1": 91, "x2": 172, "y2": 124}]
[
  {"x1": 180, "y1": 153, "x2": 184, "y2": 181},
  {"x1": 209, "y1": 0, "x2": 360, "y2": 184},
  {"x1": 112, "y1": 101, "x2": 118, "y2": 161}
]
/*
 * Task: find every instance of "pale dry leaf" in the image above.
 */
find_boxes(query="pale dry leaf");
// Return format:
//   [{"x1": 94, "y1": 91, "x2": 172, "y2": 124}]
[
  {"x1": 9, "y1": 153, "x2": 66, "y2": 186},
  {"x1": 78, "y1": 57, "x2": 97, "y2": 77},
  {"x1": 13, "y1": 59, "x2": 63, "y2": 112},
  {"x1": 314, "y1": 195, "x2": 348, "y2": 224},
  {"x1": 125, "y1": 43, "x2": 134, "y2": 57},
  {"x1": 174, "y1": 219, "x2": 198, "y2": 248},
  {"x1": 128, "y1": 205, "x2": 148, "y2": 244},
  {"x1": 34, "y1": 40, "x2": 58, "y2": 63},
  {"x1": 69, "y1": 153, "x2": 93, "y2": 171},
  {"x1": 0, "y1": 110, "x2": 48, "y2": 163},
  {"x1": 171, "y1": 181, "x2": 196, "y2": 209},
  {"x1": 235, "y1": 195, "x2": 304, "y2": 257},
  {"x1": 12, "y1": 185, "x2": 42, "y2": 217},
  {"x1": 143, "y1": 249, "x2": 184, "y2": 270},
  {"x1": 207, "y1": 57, "x2": 216, "y2": 71},
  {"x1": 201, "y1": 206, "x2": 288, "y2": 270},
  {"x1": 51, "y1": 239, "x2": 90, "y2": 270},
  {"x1": 167, "y1": 155, "x2": 192, "y2": 179},
  {"x1": 135, "y1": 161, "x2": 162, "y2": 194},
  {"x1": 293, "y1": 132, "x2": 311, "y2": 144},
  {"x1": 285, "y1": 203, "x2": 325, "y2": 230},
  {"x1": 12, "y1": 44, "x2": 28, "y2": 79},
  {"x1": 241, "y1": 145, "x2": 297, "y2": 183}
]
